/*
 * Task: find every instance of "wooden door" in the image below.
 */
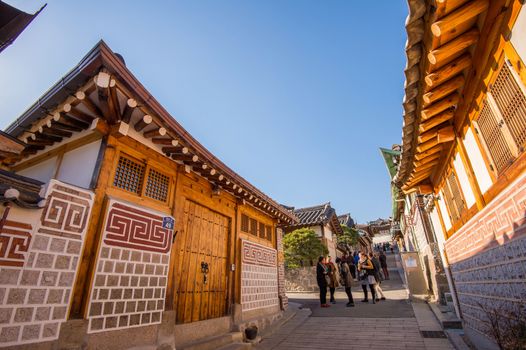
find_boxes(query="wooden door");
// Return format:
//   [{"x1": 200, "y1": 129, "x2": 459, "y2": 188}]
[{"x1": 175, "y1": 200, "x2": 230, "y2": 323}]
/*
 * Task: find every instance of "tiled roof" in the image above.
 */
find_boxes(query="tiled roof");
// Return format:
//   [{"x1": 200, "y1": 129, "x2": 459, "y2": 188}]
[
  {"x1": 293, "y1": 202, "x2": 334, "y2": 226},
  {"x1": 338, "y1": 213, "x2": 355, "y2": 228},
  {"x1": 0, "y1": 169, "x2": 44, "y2": 209}
]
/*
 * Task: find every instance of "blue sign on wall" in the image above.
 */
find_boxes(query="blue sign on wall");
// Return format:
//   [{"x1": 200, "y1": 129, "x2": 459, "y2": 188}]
[{"x1": 162, "y1": 217, "x2": 175, "y2": 230}]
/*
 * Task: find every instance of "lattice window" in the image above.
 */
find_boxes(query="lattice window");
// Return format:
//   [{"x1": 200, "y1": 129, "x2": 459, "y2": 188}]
[
  {"x1": 490, "y1": 62, "x2": 526, "y2": 149},
  {"x1": 241, "y1": 214, "x2": 249, "y2": 232},
  {"x1": 265, "y1": 225, "x2": 272, "y2": 241},
  {"x1": 259, "y1": 222, "x2": 266, "y2": 239},
  {"x1": 448, "y1": 172, "x2": 465, "y2": 219},
  {"x1": 113, "y1": 155, "x2": 145, "y2": 194},
  {"x1": 145, "y1": 168, "x2": 170, "y2": 202},
  {"x1": 476, "y1": 100, "x2": 515, "y2": 173},
  {"x1": 249, "y1": 218, "x2": 258, "y2": 236},
  {"x1": 443, "y1": 172, "x2": 465, "y2": 223}
]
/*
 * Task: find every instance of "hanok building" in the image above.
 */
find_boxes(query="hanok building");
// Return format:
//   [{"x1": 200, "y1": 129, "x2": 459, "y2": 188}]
[
  {"x1": 283, "y1": 203, "x2": 344, "y2": 259},
  {"x1": 395, "y1": 1, "x2": 526, "y2": 348},
  {"x1": 0, "y1": 41, "x2": 297, "y2": 350}
]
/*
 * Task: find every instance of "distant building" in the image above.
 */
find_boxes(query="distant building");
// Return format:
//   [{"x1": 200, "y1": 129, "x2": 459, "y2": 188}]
[{"x1": 283, "y1": 202, "x2": 344, "y2": 259}]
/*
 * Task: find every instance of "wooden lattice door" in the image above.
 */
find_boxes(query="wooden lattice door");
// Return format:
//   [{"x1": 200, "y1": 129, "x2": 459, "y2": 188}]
[{"x1": 175, "y1": 200, "x2": 230, "y2": 323}]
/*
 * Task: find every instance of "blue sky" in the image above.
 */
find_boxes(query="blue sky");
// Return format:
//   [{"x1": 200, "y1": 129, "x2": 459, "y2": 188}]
[{"x1": 0, "y1": 1, "x2": 407, "y2": 223}]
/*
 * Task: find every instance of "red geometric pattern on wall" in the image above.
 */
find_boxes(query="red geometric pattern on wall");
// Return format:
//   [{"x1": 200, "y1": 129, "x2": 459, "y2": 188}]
[
  {"x1": 39, "y1": 183, "x2": 92, "y2": 240},
  {"x1": 445, "y1": 173, "x2": 526, "y2": 265},
  {"x1": 103, "y1": 202, "x2": 172, "y2": 253},
  {"x1": 0, "y1": 212, "x2": 32, "y2": 267},
  {"x1": 242, "y1": 240, "x2": 277, "y2": 267}
]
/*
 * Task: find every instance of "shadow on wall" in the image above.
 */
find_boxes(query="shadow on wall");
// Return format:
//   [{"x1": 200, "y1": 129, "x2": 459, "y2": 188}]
[{"x1": 446, "y1": 210, "x2": 526, "y2": 350}]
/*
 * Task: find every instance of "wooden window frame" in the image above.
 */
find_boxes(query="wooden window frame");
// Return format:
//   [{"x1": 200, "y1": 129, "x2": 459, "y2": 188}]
[
  {"x1": 473, "y1": 54, "x2": 526, "y2": 178},
  {"x1": 111, "y1": 150, "x2": 174, "y2": 206}
]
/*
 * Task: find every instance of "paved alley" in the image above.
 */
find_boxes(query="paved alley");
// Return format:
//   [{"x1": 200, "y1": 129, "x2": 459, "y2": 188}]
[{"x1": 256, "y1": 253, "x2": 455, "y2": 350}]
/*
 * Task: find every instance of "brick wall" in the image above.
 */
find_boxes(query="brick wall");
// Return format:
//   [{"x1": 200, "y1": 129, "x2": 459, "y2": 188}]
[
  {"x1": 240, "y1": 240, "x2": 278, "y2": 313},
  {"x1": 86, "y1": 198, "x2": 173, "y2": 333},
  {"x1": 0, "y1": 180, "x2": 94, "y2": 347},
  {"x1": 445, "y1": 171, "x2": 526, "y2": 339},
  {"x1": 276, "y1": 228, "x2": 288, "y2": 310}
]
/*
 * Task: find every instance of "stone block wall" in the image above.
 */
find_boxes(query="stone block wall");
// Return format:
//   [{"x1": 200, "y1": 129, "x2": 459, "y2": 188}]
[
  {"x1": 0, "y1": 180, "x2": 94, "y2": 348},
  {"x1": 276, "y1": 228, "x2": 288, "y2": 310},
  {"x1": 445, "y1": 172, "x2": 526, "y2": 342},
  {"x1": 284, "y1": 267, "x2": 318, "y2": 292},
  {"x1": 240, "y1": 240, "x2": 278, "y2": 313},
  {"x1": 87, "y1": 198, "x2": 173, "y2": 333}
]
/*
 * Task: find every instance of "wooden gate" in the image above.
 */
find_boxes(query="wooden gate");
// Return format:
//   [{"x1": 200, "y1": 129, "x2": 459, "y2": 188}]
[{"x1": 175, "y1": 200, "x2": 230, "y2": 323}]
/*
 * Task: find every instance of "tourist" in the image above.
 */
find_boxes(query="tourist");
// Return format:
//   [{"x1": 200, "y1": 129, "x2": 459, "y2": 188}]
[
  {"x1": 370, "y1": 252, "x2": 387, "y2": 301},
  {"x1": 358, "y1": 252, "x2": 377, "y2": 303},
  {"x1": 316, "y1": 256, "x2": 330, "y2": 307},
  {"x1": 336, "y1": 257, "x2": 354, "y2": 307},
  {"x1": 326, "y1": 256, "x2": 340, "y2": 304},
  {"x1": 379, "y1": 250, "x2": 390, "y2": 280}
]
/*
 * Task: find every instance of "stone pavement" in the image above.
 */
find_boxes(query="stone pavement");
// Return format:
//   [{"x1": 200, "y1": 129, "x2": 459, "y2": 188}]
[{"x1": 256, "y1": 253, "x2": 455, "y2": 350}]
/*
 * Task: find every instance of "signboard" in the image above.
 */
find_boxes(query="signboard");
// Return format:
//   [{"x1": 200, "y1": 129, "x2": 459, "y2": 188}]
[{"x1": 162, "y1": 216, "x2": 175, "y2": 230}]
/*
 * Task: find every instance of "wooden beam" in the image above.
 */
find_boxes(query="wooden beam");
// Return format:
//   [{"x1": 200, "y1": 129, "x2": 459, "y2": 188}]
[
  {"x1": 171, "y1": 153, "x2": 199, "y2": 163},
  {"x1": 152, "y1": 138, "x2": 178, "y2": 146},
  {"x1": 76, "y1": 91, "x2": 103, "y2": 117},
  {"x1": 108, "y1": 84, "x2": 122, "y2": 121},
  {"x1": 53, "y1": 112, "x2": 90, "y2": 129},
  {"x1": 428, "y1": 29, "x2": 479, "y2": 66},
  {"x1": 94, "y1": 72, "x2": 111, "y2": 121},
  {"x1": 161, "y1": 146, "x2": 180, "y2": 154},
  {"x1": 421, "y1": 92, "x2": 460, "y2": 121},
  {"x1": 49, "y1": 119, "x2": 83, "y2": 132},
  {"x1": 416, "y1": 137, "x2": 439, "y2": 153},
  {"x1": 33, "y1": 133, "x2": 62, "y2": 143},
  {"x1": 418, "y1": 128, "x2": 439, "y2": 144},
  {"x1": 431, "y1": 0, "x2": 489, "y2": 38},
  {"x1": 134, "y1": 114, "x2": 153, "y2": 132},
  {"x1": 423, "y1": 75, "x2": 465, "y2": 105},
  {"x1": 414, "y1": 152, "x2": 441, "y2": 167},
  {"x1": 39, "y1": 126, "x2": 72, "y2": 138},
  {"x1": 26, "y1": 139, "x2": 54, "y2": 147},
  {"x1": 437, "y1": 125, "x2": 455, "y2": 143},
  {"x1": 435, "y1": 0, "x2": 469, "y2": 19},
  {"x1": 413, "y1": 160, "x2": 439, "y2": 173},
  {"x1": 63, "y1": 104, "x2": 95, "y2": 124},
  {"x1": 121, "y1": 98, "x2": 137, "y2": 123},
  {"x1": 419, "y1": 109, "x2": 455, "y2": 132},
  {"x1": 415, "y1": 144, "x2": 442, "y2": 161},
  {"x1": 425, "y1": 53, "x2": 471, "y2": 88},
  {"x1": 144, "y1": 127, "x2": 167, "y2": 138}
]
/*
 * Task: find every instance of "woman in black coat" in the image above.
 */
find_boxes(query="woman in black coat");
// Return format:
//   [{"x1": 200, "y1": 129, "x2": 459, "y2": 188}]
[{"x1": 316, "y1": 256, "x2": 329, "y2": 307}]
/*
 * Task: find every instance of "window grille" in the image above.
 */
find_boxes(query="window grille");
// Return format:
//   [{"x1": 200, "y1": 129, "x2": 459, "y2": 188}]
[
  {"x1": 476, "y1": 101, "x2": 514, "y2": 173},
  {"x1": 145, "y1": 168, "x2": 170, "y2": 202},
  {"x1": 249, "y1": 218, "x2": 258, "y2": 236},
  {"x1": 442, "y1": 183, "x2": 459, "y2": 222},
  {"x1": 113, "y1": 155, "x2": 145, "y2": 194},
  {"x1": 447, "y1": 172, "x2": 465, "y2": 219},
  {"x1": 259, "y1": 222, "x2": 266, "y2": 238},
  {"x1": 490, "y1": 62, "x2": 526, "y2": 149},
  {"x1": 241, "y1": 214, "x2": 249, "y2": 232},
  {"x1": 265, "y1": 225, "x2": 272, "y2": 241}
]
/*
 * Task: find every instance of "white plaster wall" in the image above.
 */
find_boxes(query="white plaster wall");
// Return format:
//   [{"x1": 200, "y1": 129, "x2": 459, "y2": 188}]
[
  {"x1": 511, "y1": 6, "x2": 526, "y2": 63},
  {"x1": 311, "y1": 225, "x2": 323, "y2": 237},
  {"x1": 56, "y1": 139, "x2": 102, "y2": 189},
  {"x1": 17, "y1": 156, "x2": 58, "y2": 184},
  {"x1": 438, "y1": 192, "x2": 452, "y2": 231},
  {"x1": 453, "y1": 152, "x2": 476, "y2": 208},
  {"x1": 463, "y1": 128, "x2": 493, "y2": 194}
]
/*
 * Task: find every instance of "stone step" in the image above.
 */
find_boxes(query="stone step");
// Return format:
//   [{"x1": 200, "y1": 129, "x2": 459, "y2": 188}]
[{"x1": 179, "y1": 332, "x2": 243, "y2": 350}]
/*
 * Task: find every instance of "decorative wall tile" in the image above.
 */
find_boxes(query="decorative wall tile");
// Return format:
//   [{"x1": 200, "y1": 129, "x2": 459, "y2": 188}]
[
  {"x1": 241, "y1": 240, "x2": 278, "y2": 312},
  {"x1": 445, "y1": 172, "x2": 526, "y2": 338},
  {"x1": 87, "y1": 198, "x2": 173, "y2": 333},
  {"x1": 0, "y1": 180, "x2": 94, "y2": 348}
]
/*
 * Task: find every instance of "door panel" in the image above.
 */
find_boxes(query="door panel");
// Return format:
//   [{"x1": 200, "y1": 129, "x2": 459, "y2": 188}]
[{"x1": 175, "y1": 200, "x2": 229, "y2": 323}]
